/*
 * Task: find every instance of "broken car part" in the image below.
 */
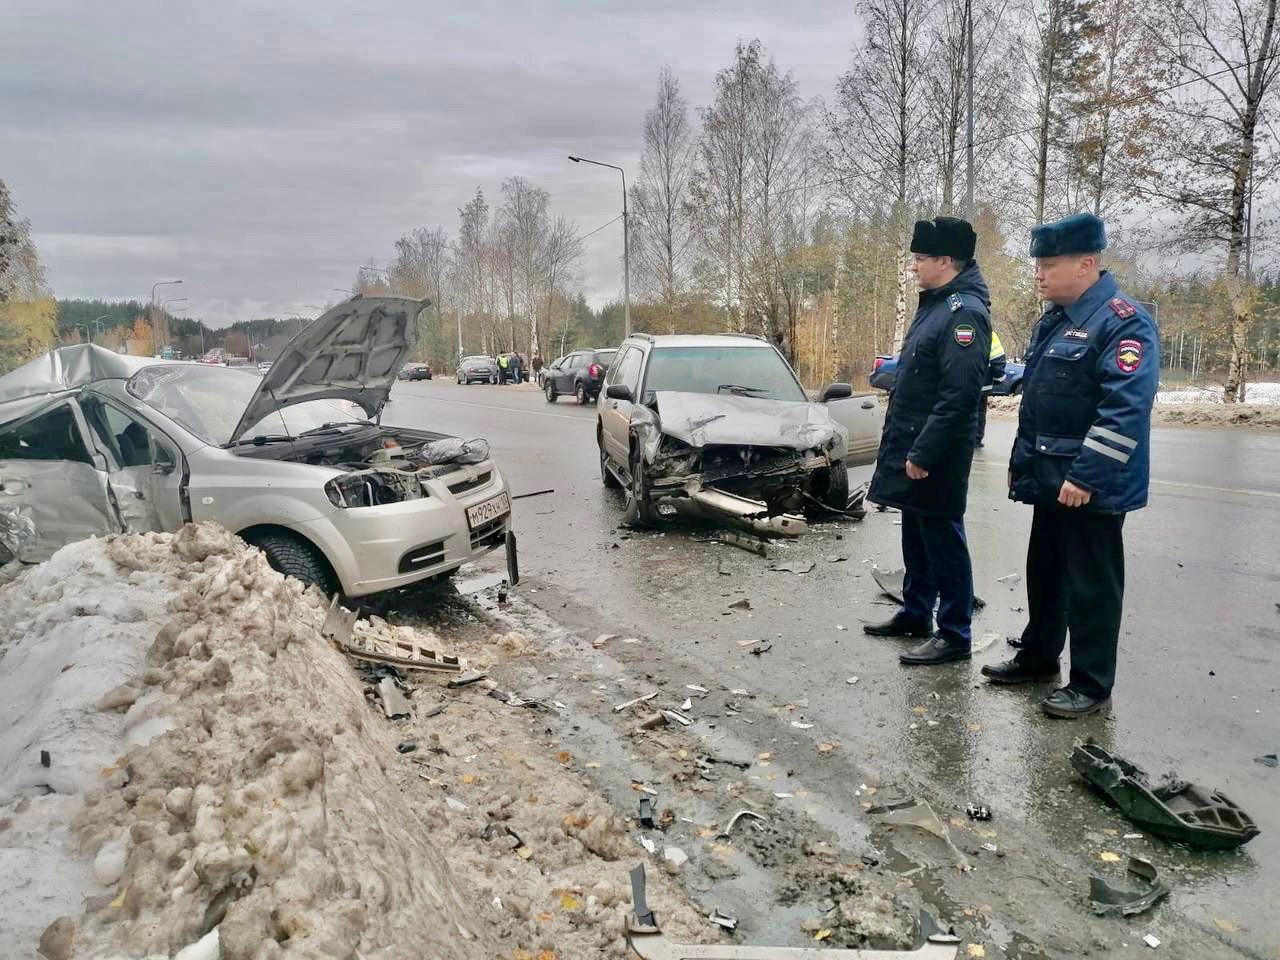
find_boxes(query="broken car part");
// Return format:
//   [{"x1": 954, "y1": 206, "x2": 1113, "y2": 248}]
[
  {"x1": 376, "y1": 677, "x2": 412, "y2": 720},
  {"x1": 1071, "y1": 741, "x2": 1260, "y2": 849},
  {"x1": 1254, "y1": 753, "x2": 1278, "y2": 768},
  {"x1": 708, "y1": 909, "x2": 739, "y2": 931},
  {"x1": 718, "y1": 531, "x2": 768, "y2": 557},
  {"x1": 718, "y1": 809, "x2": 767, "y2": 838},
  {"x1": 615, "y1": 691, "x2": 659, "y2": 712},
  {"x1": 872, "y1": 567, "x2": 986, "y2": 611},
  {"x1": 868, "y1": 800, "x2": 970, "y2": 869},
  {"x1": 626, "y1": 864, "x2": 960, "y2": 958},
  {"x1": 639, "y1": 797, "x2": 656, "y2": 829},
  {"x1": 321, "y1": 595, "x2": 359, "y2": 646},
  {"x1": 1088, "y1": 856, "x2": 1170, "y2": 917},
  {"x1": 447, "y1": 669, "x2": 488, "y2": 688},
  {"x1": 336, "y1": 611, "x2": 469, "y2": 672},
  {"x1": 510, "y1": 488, "x2": 555, "y2": 500},
  {"x1": 964, "y1": 804, "x2": 991, "y2": 822}
]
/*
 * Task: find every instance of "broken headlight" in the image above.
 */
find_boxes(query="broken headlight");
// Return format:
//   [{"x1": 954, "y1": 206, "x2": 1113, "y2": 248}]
[{"x1": 325, "y1": 470, "x2": 426, "y2": 508}]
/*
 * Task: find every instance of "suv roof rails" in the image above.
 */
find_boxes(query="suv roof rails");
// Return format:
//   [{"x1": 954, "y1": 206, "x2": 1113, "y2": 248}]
[
  {"x1": 713, "y1": 332, "x2": 767, "y2": 341},
  {"x1": 629, "y1": 332, "x2": 654, "y2": 342}
]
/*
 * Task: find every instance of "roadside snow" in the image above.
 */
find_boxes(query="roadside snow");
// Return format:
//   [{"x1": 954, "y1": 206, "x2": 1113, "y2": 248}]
[
  {"x1": 0, "y1": 525, "x2": 709, "y2": 959},
  {"x1": 1156, "y1": 381, "x2": 1280, "y2": 404}
]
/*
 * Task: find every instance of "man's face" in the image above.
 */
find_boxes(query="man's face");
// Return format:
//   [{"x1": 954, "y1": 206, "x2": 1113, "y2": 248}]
[
  {"x1": 1034, "y1": 254, "x2": 1097, "y2": 304},
  {"x1": 911, "y1": 254, "x2": 952, "y2": 290}
]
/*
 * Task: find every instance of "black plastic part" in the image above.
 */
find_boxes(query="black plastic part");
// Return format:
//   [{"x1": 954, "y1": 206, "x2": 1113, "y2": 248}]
[{"x1": 505, "y1": 530, "x2": 520, "y2": 587}]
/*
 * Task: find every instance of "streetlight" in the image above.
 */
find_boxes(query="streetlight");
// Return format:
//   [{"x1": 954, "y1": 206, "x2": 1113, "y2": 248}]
[
  {"x1": 149, "y1": 279, "x2": 182, "y2": 355},
  {"x1": 568, "y1": 154, "x2": 630, "y2": 338}
]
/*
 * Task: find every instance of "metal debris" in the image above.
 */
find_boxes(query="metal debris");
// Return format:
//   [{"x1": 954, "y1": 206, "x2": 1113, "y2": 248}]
[
  {"x1": 708, "y1": 909, "x2": 738, "y2": 931},
  {"x1": 663, "y1": 709, "x2": 693, "y2": 726},
  {"x1": 321, "y1": 594, "x2": 358, "y2": 645},
  {"x1": 1089, "y1": 856, "x2": 1170, "y2": 917},
  {"x1": 718, "y1": 530, "x2": 768, "y2": 557},
  {"x1": 377, "y1": 677, "x2": 412, "y2": 719},
  {"x1": 447, "y1": 669, "x2": 488, "y2": 688},
  {"x1": 718, "y1": 809, "x2": 766, "y2": 838},
  {"x1": 869, "y1": 800, "x2": 970, "y2": 869},
  {"x1": 639, "y1": 796, "x2": 656, "y2": 829},
  {"x1": 615, "y1": 691, "x2": 660, "y2": 712},
  {"x1": 511, "y1": 488, "x2": 555, "y2": 500}
]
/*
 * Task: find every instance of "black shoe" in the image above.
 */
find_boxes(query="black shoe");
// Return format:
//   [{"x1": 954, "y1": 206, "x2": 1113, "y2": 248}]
[
  {"x1": 981, "y1": 657, "x2": 1060, "y2": 685},
  {"x1": 863, "y1": 614, "x2": 933, "y2": 639},
  {"x1": 1041, "y1": 687, "x2": 1111, "y2": 718},
  {"x1": 899, "y1": 635, "x2": 972, "y2": 666}
]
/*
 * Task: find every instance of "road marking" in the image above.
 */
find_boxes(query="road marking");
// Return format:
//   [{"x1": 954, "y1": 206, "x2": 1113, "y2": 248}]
[
  {"x1": 973, "y1": 459, "x2": 1280, "y2": 501},
  {"x1": 398, "y1": 394, "x2": 592, "y2": 423}
]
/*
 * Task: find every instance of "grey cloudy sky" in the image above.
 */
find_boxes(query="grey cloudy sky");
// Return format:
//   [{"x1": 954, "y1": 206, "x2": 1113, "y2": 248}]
[{"x1": 1, "y1": 0, "x2": 856, "y2": 327}]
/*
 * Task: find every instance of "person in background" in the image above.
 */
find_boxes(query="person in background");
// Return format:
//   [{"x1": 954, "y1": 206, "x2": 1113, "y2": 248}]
[
  {"x1": 865, "y1": 216, "x2": 991, "y2": 667},
  {"x1": 498, "y1": 353, "x2": 510, "y2": 384},
  {"x1": 976, "y1": 330, "x2": 1006, "y2": 447},
  {"x1": 983, "y1": 212, "x2": 1158, "y2": 718}
]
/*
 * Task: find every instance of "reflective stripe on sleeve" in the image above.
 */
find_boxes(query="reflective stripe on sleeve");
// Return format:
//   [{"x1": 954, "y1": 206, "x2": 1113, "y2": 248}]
[
  {"x1": 1088, "y1": 425, "x2": 1138, "y2": 450},
  {"x1": 1083, "y1": 436, "x2": 1130, "y2": 463}
]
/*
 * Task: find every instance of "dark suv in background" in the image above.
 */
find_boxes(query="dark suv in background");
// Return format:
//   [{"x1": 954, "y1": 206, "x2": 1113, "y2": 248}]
[{"x1": 544, "y1": 348, "x2": 617, "y2": 405}]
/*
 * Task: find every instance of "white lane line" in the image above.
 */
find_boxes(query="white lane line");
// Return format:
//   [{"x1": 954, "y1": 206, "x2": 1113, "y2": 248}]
[
  {"x1": 972, "y1": 459, "x2": 1280, "y2": 501},
  {"x1": 398, "y1": 394, "x2": 593, "y2": 423}
]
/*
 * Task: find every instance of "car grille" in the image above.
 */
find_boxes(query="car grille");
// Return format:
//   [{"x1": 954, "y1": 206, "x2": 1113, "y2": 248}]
[
  {"x1": 398, "y1": 540, "x2": 447, "y2": 574},
  {"x1": 469, "y1": 516, "x2": 507, "y2": 552},
  {"x1": 447, "y1": 471, "x2": 492, "y2": 496}
]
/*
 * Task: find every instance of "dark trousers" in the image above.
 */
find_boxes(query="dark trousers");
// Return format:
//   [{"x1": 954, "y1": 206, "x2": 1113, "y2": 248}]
[
  {"x1": 1018, "y1": 504, "x2": 1125, "y2": 697},
  {"x1": 976, "y1": 393, "x2": 989, "y2": 444},
  {"x1": 900, "y1": 510, "x2": 974, "y2": 646}
]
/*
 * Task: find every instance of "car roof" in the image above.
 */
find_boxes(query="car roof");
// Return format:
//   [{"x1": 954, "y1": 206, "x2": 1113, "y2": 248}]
[{"x1": 626, "y1": 334, "x2": 771, "y2": 349}]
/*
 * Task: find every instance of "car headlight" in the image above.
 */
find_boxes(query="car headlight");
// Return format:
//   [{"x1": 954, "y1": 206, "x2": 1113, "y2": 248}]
[{"x1": 325, "y1": 471, "x2": 427, "y2": 508}]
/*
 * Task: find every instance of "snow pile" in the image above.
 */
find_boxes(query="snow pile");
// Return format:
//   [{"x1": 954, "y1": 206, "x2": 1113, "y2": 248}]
[
  {"x1": 1, "y1": 526, "x2": 709, "y2": 960},
  {"x1": 1156, "y1": 381, "x2": 1280, "y2": 404}
]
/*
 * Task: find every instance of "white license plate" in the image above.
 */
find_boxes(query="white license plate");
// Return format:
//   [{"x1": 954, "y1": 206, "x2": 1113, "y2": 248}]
[{"x1": 466, "y1": 491, "x2": 510, "y2": 530}]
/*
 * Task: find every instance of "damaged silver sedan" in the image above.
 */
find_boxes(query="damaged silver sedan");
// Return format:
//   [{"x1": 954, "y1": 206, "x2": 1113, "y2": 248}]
[
  {"x1": 0, "y1": 297, "x2": 513, "y2": 596},
  {"x1": 597, "y1": 334, "x2": 881, "y2": 534}
]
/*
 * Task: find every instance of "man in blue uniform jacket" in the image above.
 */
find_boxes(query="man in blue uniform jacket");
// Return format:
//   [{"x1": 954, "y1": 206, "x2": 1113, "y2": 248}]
[
  {"x1": 983, "y1": 212, "x2": 1158, "y2": 717},
  {"x1": 866, "y1": 216, "x2": 991, "y2": 666}
]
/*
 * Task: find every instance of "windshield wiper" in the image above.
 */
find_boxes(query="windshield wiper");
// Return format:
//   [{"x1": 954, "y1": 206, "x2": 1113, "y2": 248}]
[
  {"x1": 717, "y1": 384, "x2": 769, "y2": 396},
  {"x1": 296, "y1": 421, "x2": 375, "y2": 438},
  {"x1": 231, "y1": 435, "x2": 293, "y2": 447}
]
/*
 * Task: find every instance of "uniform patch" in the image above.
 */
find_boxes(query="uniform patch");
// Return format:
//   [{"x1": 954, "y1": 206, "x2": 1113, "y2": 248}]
[
  {"x1": 1065, "y1": 328, "x2": 1090, "y2": 340},
  {"x1": 1116, "y1": 338, "x2": 1143, "y2": 373},
  {"x1": 954, "y1": 323, "x2": 976, "y2": 347},
  {"x1": 1109, "y1": 298, "x2": 1136, "y2": 319},
  {"x1": 948, "y1": 293, "x2": 964, "y2": 312}
]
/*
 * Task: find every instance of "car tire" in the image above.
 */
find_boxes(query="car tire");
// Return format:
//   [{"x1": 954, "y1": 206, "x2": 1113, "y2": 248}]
[
  {"x1": 545, "y1": 381, "x2": 558, "y2": 403},
  {"x1": 243, "y1": 529, "x2": 337, "y2": 596},
  {"x1": 490, "y1": 374, "x2": 498, "y2": 385},
  {"x1": 821, "y1": 459, "x2": 850, "y2": 512},
  {"x1": 623, "y1": 445, "x2": 656, "y2": 526},
  {"x1": 575, "y1": 382, "x2": 589, "y2": 405},
  {"x1": 600, "y1": 441, "x2": 622, "y2": 489},
  {"x1": 1010, "y1": 381, "x2": 1022, "y2": 396}
]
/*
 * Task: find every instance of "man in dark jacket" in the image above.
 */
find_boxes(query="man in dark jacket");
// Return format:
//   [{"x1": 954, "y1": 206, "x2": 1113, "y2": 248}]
[
  {"x1": 866, "y1": 217, "x2": 992, "y2": 666},
  {"x1": 982, "y1": 213, "x2": 1158, "y2": 717}
]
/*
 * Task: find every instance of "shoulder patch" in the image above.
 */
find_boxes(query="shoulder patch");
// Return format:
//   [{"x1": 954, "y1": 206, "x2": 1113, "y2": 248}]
[
  {"x1": 953, "y1": 322, "x2": 976, "y2": 347},
  {"x1": 1116, "y1": 338, "x2": 1143, "y2": 373},
  {"x1": 948, "y1": 293, "x2": 964, "y2": 312},
  {"x1": 1109, "y1": 297, "x2": 1136, "y2": 319}
]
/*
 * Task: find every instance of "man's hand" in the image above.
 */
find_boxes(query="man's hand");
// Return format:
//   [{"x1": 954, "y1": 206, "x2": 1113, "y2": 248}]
[
  {"x1": 1058, "y1": 480, "x2": 1092, "y2": 508},
  {"x1": 906, "y1": 460, "x2": 930, "y2": 480}
]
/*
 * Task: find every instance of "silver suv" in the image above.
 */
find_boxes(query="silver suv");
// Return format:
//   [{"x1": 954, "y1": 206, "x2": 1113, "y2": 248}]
[
  {"x1": 0, "y1": 298, "x2": 513, "y2": 596},
  {"x1": 596, "y1": 333, "x2": 880, "y2": 531}
]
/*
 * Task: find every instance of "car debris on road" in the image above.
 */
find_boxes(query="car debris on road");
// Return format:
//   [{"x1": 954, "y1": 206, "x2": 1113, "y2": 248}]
[{"x1": 1088, "y1": 856, "x2": 1170, "y2": 917}]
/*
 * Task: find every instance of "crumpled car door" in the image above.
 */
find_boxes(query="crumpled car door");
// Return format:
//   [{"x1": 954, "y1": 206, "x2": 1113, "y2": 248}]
[{"x1": 0, "y1": 399, "x2": 120, "y2": 562}]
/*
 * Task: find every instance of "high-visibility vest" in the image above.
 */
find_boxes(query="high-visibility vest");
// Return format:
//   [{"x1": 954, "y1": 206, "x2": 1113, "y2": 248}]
[{"x1": 990, "y1": 331, "x2": 1005, "y2": 361}]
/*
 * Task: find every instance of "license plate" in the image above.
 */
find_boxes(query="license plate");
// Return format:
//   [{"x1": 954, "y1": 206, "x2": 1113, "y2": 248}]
[{"x1": 466, "y1": 491, "x2": 510, "y2": 530}]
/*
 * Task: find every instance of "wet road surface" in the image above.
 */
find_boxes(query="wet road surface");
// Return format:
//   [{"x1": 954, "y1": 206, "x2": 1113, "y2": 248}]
[{"x1": 385, "y1": 379, "x2": 1280, "y2": 955}]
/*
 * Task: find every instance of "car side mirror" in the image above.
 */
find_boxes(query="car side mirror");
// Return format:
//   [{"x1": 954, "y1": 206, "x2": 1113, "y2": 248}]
[
  {"x1": 819, "y1": 382, "x2": 854, "y2": 402},
  {"x1": 606, "y1": 384, "x2": 633, "y2": 402}
]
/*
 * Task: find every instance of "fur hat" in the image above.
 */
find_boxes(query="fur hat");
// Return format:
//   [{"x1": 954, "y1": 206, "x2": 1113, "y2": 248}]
[
  {"x1": 910, "y1": 217, "x2": 977, "y2": 261},
  {"x1": 1030, "y1": 212, "x2": 1107, "y2": 258}
]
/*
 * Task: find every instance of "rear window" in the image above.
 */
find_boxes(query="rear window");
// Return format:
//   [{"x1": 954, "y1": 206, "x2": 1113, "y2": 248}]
[
  {"x1": 641, "y1": 345, "x2": 806, "y2": 403},
  {"x1": 594, "y1": 350, "x2": 617, "y2": 367}
]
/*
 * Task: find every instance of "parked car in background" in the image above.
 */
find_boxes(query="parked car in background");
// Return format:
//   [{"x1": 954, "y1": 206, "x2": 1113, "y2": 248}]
[
  {"x1": 0, "y1": 297, "x2": 514, "y2": 597},
  {"x1": 869, "y1": 355, "x2": 1026, "y2": 395},
  {"x1": 398, "y1": 362, "x2": 433, "y2": 381},
  {"x1": 544, "y1": 348, "x2": 617, "y2": 405},
  {"x1": 456, "y1": 356, "x2": 499, "y2": 384},
  {"x1": 596, "y1": 333, "x2": 881, "y2": 531}
]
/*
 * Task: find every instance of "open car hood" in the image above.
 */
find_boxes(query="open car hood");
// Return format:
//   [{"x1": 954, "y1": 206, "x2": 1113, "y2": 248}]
[
  {"x1": 229, "y1": 296, "x2": 424, "y2": 445},
  {"x1": 651, "y1": 391, "x2": 844, "y2": 451}
]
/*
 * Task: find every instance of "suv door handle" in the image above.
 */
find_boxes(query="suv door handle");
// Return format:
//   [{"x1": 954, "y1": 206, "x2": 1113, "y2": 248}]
[{"x1": 861, "y1": 399, "x2": 875, "y2": 409}]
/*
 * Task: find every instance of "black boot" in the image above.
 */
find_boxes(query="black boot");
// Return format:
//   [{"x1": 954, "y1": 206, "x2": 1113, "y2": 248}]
[
  {"x1": 899, "y1": 635, "x2": 971, "y2": 665},
  {"x1": 1041, "y1": 686, "x2": 1111, "y2": 718},
  {"x1": 981, "y1": 657, "x2": 1060, "y2": 685},
  {"x1": 863, "y1": 613, "x2": 933, "y2": 639}
]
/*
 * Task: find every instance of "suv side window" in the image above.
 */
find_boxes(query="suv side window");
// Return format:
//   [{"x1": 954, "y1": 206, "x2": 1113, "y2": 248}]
[
  {"x1": 604, "y1": 348, "x2": 629, "y2": 385},
  {"x1": 612, "y1": 347, "x2": 644, "y2": 393}
]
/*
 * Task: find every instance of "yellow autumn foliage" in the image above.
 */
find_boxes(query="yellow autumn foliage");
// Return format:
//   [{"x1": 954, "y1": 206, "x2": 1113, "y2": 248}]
[{"x1": 0, "y1": 296, "x2": 58, "y2": 374}]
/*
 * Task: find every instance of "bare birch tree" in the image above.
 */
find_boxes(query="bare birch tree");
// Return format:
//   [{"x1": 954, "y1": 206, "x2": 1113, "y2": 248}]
[
  {"x1": 1146, "y1": 0, "x2": 1280, "y2": 401},
  {"x1": 498, "y1": 176, "x2": 551, "y2": 355}
]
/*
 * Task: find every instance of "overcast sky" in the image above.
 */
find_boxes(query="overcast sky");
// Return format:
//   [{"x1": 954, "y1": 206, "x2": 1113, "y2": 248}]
[{"x1": 1, "y1": 0, "x2": 857, "y2": 327}]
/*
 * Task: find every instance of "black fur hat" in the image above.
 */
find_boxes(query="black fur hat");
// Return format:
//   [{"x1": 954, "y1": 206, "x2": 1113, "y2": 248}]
[
  {"x1": 910, "y1": 217, "x2": 977, "y2": 260},
  {"x1": 1030, "y1": 212, "x2": 1107, "y2": 258}
]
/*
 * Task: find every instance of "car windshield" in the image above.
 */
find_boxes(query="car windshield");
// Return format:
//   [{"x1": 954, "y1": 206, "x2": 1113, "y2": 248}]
[
  {"x1": 595, "y1": 350, "x2": 617, "y2": 367},
  {"x1": 641, "y1": 345, "x2": 806, "y2": 403},
  {"x1": 128, "y1": 364, "x2": 367, "y2": 446}
]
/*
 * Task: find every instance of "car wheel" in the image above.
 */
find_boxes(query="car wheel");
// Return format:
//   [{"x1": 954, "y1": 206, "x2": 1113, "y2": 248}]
[
  {"x1": 623, "y1": 445, "x2": 656, "y2": 526},
  {"x1": 545, "y1": 381, "x2": 558, "y2": 403},
  {"x1": 600, "y1": 441, "x2": 622, "y2": 489},
  {"x1": 490, "y1": 374, "x2": 498, "y2": 385},
  {"x1": 243, "y1": 529, "x2": 337, "y2": 596},
  {"x1": 575, "y1": 382, "x2": 589, "y2": 405},
  {"x1": 821, "y1": 459, "x2": 850, "y2": 512},
  {"x1": 1010, "y1": 381, "x2": 1023, "y2": 396}
]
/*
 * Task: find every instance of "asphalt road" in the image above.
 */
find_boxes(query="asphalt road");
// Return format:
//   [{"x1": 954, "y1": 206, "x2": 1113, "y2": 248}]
[{"x1": 384, "y1": 378, "x2": 1279, "y2": 955}]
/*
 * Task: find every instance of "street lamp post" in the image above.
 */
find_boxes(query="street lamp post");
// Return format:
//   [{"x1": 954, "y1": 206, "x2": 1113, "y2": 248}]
[
  {"x1": 568, "y1": 155, "x2": 630, "y2": 338},
  {"x1": 149, "y1": 279, "x2": 182, "y2": 355}
]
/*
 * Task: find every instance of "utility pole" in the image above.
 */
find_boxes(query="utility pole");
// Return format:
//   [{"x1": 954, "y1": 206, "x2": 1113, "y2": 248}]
[
  {"x1": 964, "y1": 0, "x2": 975, "y2": 217},
  {"x1": 568, "y1": 155, "x2": 631, "y2": 337}
]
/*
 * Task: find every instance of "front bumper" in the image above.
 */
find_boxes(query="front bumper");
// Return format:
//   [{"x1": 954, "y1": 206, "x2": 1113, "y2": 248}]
[{"x1": 295, "y1": 461, "x2": 512, "y2": 596}]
